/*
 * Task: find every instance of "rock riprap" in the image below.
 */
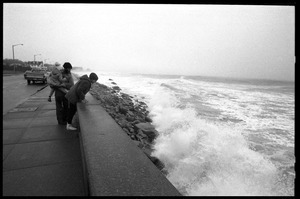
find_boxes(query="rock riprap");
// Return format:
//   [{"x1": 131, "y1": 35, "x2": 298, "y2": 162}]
[{"x1": 89, "y1": 79, "x2": 166, "y2": 174}]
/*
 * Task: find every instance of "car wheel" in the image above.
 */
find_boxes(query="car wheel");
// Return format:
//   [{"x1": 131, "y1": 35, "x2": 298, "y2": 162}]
[{"x1": 27, "y1": 80, "x2": 30, "y2": 85}]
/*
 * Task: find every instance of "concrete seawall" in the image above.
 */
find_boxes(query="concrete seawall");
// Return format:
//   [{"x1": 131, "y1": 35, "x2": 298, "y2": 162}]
[{"x1": 77, "y1": 92, "x2": 181, "y2": 196}]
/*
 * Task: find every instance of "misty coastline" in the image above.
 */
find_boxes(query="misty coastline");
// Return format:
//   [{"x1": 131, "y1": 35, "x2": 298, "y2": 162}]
[{"x1": 131, "y1": 72, "x2": 295, "y2": 84}]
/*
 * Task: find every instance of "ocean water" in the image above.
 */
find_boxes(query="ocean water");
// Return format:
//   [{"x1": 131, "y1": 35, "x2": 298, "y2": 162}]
[{"x1": 76, "y1": 71, "x2": 295, "y2": 196}]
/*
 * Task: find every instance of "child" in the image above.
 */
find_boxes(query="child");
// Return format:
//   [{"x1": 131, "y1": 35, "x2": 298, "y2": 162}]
[{"x1": 47, "y1": 62, "x2": 67, "y2": 102}]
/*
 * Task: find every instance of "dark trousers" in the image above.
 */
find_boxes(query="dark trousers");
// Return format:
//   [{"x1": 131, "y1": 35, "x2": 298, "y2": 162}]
[
  {"x1": 67, "y1": 102, "x2": 77, "y2": 124},
  {"x1": 55, "y1": 93, "x2": 68, "y2": 124}
]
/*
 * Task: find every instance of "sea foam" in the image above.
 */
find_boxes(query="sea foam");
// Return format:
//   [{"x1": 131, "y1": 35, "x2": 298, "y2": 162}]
[{"x1": 148, "y1": 86, "x2": 280, "y2": 196}]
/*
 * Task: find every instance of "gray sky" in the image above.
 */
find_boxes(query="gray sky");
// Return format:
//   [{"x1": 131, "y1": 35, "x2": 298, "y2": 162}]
[{"x1": 3, "y1": 3, "x2": 295, "y2": 81}]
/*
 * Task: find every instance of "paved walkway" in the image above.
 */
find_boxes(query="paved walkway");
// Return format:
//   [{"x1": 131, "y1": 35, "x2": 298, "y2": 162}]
[{"x1": 3, "y1": 85, "x2": 86, "y2": 196}]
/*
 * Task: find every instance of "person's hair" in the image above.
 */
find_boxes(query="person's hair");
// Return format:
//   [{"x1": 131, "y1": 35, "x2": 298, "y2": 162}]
[
  {"x1": 89, "y1": 72, "x2": 98, "y2": 81},
  {"x1": 63, "y1": 62, "x2": 72, "y2": 69}
]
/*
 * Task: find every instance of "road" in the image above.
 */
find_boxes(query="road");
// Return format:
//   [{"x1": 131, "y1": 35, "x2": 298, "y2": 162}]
[{"x1": 3, "y1": 74, "x2": 48, "y2": 115}]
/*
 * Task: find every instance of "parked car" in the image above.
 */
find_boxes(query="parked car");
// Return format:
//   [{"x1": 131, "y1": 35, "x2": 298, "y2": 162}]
[{"x1": 24, "y1": 68, "x2": 49, "y2": 84}]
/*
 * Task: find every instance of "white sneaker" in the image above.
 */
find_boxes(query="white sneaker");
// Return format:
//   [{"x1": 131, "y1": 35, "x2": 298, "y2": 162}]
[{"x1": 66, "y1": 123, "x2": 77, "y2": 131}]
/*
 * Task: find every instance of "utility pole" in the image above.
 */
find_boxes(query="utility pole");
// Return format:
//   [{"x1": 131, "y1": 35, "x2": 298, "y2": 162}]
[
  {"x1": 34, "y1": 54, "x2": 41, "y2": 62},
  {"x1": 12, "y1": 43, "x2": 23, "y2": 73}
]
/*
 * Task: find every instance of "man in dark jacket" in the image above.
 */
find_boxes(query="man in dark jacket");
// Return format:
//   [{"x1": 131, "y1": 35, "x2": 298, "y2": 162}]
[
  {"x1": 65, "y1": 72, "x2": 98, "y2": 130},
  {"x1": 52, "y1": 62, "x2": 74, "y2": 125}
]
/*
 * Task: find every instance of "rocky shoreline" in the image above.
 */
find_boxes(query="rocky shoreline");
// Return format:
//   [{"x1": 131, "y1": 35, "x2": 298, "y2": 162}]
[{"x1": 85, "y1": 78, "x2": 167, "y2": 174}]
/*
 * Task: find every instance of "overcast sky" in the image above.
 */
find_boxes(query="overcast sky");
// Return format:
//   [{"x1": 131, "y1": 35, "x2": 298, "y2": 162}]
[{"x1": 3, "y1": 3, "x2": 295, "y2": 81}]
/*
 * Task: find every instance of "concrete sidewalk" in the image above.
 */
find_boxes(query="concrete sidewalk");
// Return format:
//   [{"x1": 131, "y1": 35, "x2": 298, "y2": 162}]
[{"x1": 3, "y1": 85, "x2": 86, "y2": 196}]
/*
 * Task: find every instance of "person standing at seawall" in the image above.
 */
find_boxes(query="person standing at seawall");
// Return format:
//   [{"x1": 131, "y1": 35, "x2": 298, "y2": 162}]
[
  {"x1": 65, "y1": 72, "x2": 98, "y2": 130},
  {"x1": 52, "y1": 62, "x2": 74, "y2": 125},
  {"x1": 47, "y1": 62, "x2": 67, "y2": 102}
]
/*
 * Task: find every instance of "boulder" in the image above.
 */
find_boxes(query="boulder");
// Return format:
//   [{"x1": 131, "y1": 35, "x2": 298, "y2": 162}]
[
  {"x1": 145, "y1": 116, "x2": 152, "y2": 122},
  {"x1": 135, "y1": 122, "x2": 158, "y2": 143},
  {"x1": 135, "y1": 122, "x2": 155, "y2": 131},
  {"x1": 126, "y1": 115, "x2": 135, "y2": 122},
  {"x1": 133, "y1": 120, "x2": 141, "y2": 124},
  {"x1": 139, "y1": 101, "x2": 147, "y2": 106},
  {"x1": 150, "y1": 156, "x2": 165, "y2": 171},
  {"x1": 133, "y1": 140, "x2": 144, "y2": 148},
  {"x1": 122, "y1": 128, "x2": 130, "y2": 134},
  {"x1": 118, "y1": 105, "x2": 128, "y2": 115},
  {"x1": 128, "y1": 127, "x2": 135, "y2": 133},
  {"x1": 121, "y1": 93, "x2": 130, "y2": 98},
  {"x1": 112, "y1": 86, "x2": 121, "y2": 91},
  {"x1": 142, "y1": 147, "x2": 165, "y2": 170},
  {"x1": 122, "y1": 99, "x2": 131, "y2": 106},
  {"x1": 142, "y1": 146, "x2": 153, "y2": 156},
  {"x1": 127, "y1": 111, "x2": 134, "y2": 116},
  {"x1": 130, "y1": 134, "x2": 136, "y2": 140},
  {"x1": 137, "y1": 129, "x2": 147, "y2": 138},
  {"x1": 117, "y1": 118, "x2": 128, "y2": 128},
  {"x1": 115, "y1": 106, "x2": 119, "y2": 113}
]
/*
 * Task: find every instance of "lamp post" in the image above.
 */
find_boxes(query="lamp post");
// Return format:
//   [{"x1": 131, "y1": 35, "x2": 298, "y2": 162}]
[
  {"x1": 12, "y1": 43, "x2": 23, "y2": 73},
  {"x1": 44, "y1": 59, "x2": 49, "y2": 70},
  {"x1": 34, "y1": 54, "x2": 41, "y2": 62}
]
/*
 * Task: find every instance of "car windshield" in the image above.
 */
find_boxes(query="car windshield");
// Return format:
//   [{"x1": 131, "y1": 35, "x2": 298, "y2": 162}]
[{"x1": 32, "y1": 68, "x2": 46, "y2": 72}]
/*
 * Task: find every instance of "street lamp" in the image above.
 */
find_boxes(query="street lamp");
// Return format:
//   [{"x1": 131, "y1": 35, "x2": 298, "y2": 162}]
[
  {"x1": 34, "y1": 54, "x2": 41, "y2": 62},
  {"x1": 12, "y1": 43, "x2": 23, "y2": 73},
  {"x1": 44, "y1": 59, "x2": 49, "y2": 69},
  {"x1": 12, "y1": 43, "x2": 23, "y2": 60}
]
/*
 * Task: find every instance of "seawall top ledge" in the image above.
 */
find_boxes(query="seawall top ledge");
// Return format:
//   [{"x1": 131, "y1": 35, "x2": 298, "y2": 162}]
[{"x1": 77, "y1": 92, "x2": 181, "y2": 196}]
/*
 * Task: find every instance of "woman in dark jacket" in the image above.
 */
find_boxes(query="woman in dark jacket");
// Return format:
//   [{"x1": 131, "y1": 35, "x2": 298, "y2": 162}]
[{"x1": 65, "y1": 72, "x2": 98, "y2": 130}]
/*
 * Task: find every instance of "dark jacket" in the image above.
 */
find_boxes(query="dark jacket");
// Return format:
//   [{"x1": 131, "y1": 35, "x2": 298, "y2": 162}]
[{"x1": 65, "y1": 74, "x2": 92, "y2": 105}]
